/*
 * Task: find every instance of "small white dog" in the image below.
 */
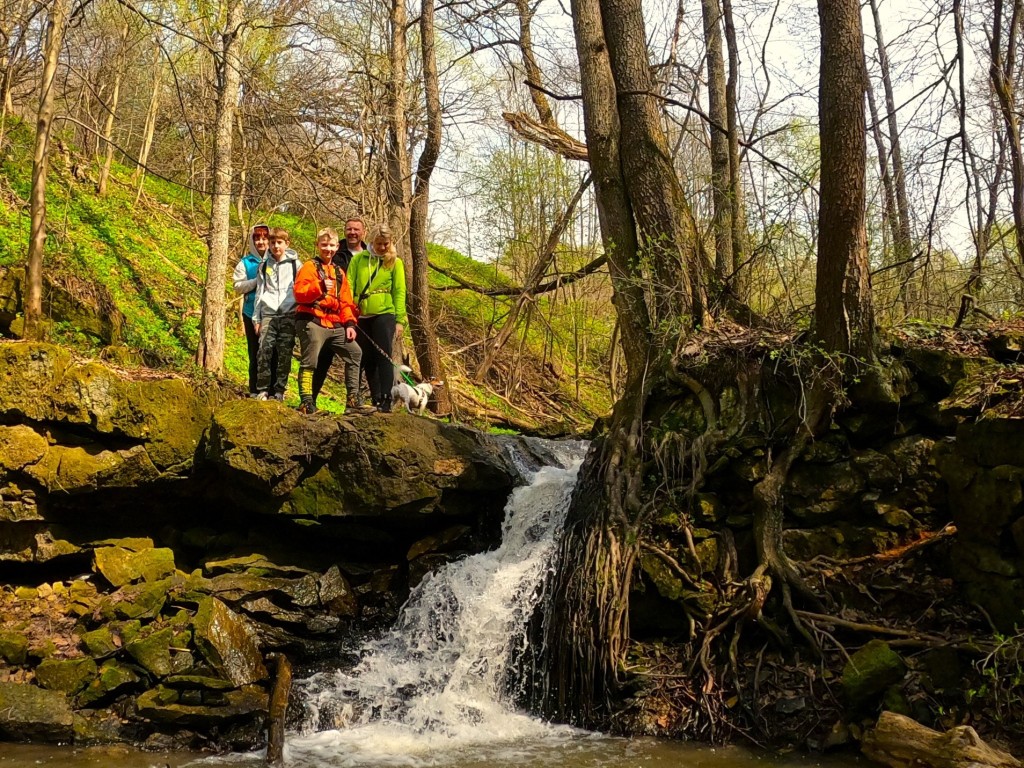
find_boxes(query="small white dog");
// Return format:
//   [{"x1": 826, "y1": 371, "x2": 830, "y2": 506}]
[{"x1": 391, "y1": 366, "x2": 444, "y2": 415}]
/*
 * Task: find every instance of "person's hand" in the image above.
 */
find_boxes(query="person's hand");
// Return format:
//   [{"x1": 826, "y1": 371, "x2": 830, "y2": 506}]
[
  {"x1": 254, "y1": 322, "x2": 261, "y2": 335},
  {"x1": 395, "y1": 323, "x2": 404, "y2": 339},
  {"x1": 346, "y1": 326, "x2": 356, "y2": 342}
]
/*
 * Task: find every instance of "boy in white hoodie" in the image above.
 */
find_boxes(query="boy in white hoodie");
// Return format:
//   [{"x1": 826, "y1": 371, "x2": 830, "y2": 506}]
[{"x1": 253, "y1": 227, "x2": 301, "y2": 400}]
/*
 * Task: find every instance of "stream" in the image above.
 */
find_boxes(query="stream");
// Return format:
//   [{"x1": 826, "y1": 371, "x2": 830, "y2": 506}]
[{"x1": 0, "y1": 444, "x2": 863, "y2": 768}]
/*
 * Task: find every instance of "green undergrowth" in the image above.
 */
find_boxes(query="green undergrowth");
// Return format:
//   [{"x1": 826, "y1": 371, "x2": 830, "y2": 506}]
[{"x1": 0, "y1": 119, "x2": 612, "y2": 430}]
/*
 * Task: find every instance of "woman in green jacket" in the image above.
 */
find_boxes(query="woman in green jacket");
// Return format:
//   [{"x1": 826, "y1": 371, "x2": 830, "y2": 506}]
[{"x1": 349, "y1": 225, "x2": 407, "y2": 413}]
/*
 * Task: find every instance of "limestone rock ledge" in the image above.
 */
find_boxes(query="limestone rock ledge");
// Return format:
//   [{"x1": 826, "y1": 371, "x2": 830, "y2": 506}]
[{"x1": 0, "y1": 340, "x2": 551, "y2": 749}]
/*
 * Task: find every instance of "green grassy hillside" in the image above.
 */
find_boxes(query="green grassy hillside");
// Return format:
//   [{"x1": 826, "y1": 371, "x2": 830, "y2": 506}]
[{"x1": 0, "y1": 119, "x2": 613, "y2": 431}]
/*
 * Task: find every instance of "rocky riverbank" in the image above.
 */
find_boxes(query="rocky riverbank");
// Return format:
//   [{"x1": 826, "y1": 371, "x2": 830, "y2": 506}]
[
  {"x1": 610, "y1": 325, "x2": 1024, "y2": 756},
  {"x1": 0, "y1": 340, "x2": 559, "y2": 749}
]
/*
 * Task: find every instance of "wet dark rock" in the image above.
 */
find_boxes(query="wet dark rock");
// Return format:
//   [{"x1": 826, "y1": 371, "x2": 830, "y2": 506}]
[
  {"x1": 192, "y1": 597, "x2": 267, "y2": 686},
  {"x1": 72, "y1": 710, "x2": 135, "y2": 745},
  {"x1": 315, "y1": 566, "x2": 358, "y2": 618},
  {"x1": 135, "y1": 685, "x2": 268, "y2": 726},
  {"x1": 77, "y1": 660, "x2": 142, "y2": 707},
  {"x1": 0, "y1": 682, "x2": 74, "y2": 742}
]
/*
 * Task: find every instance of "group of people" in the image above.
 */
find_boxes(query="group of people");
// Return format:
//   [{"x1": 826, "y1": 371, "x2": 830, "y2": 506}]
[{"x1": 231, "y1": 216, "x2": 408, "y2": 415}]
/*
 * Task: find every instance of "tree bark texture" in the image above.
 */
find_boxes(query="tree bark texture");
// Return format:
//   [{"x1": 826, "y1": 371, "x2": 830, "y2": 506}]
[
  {"x1": 989, "y1": 0, "x2": 1024, "y2": 266},
  {"x1": 196, "y1": 0, "x2": 243, "y2": 373},
  {"x1": 862, "y1": 712, "x2": 1021, "y2": 768},
  {"x1": 700, "y1": 0, "x2": 733, "y2": 283},
  {"x1": 815, "y1": 0, "x2": 873, "y2": 359},
  {"x1": 600, "y1": 0, "x2": 708, "y2": 327},
  {"x1": 97, "y1": 24, "x2": 128, "y2": 198},
  {"x1": 569, "y1": 0, "x2": 648, "y2": 378},
  {"x1": 868, "y1": 0, "x2": 915, "y2": 310},
  {"x1": 385, "y1": 0, "x2": 412, "y2": 265},
  {"x1": 24, "y1": 0, "x2": 69, "y2": 340},
  {"x1": 515, "y1": 0, "x2": 555, "y2": 128},
  {"x1": 408, "y1": 0, "x2": 450, "y2": 413},
  {"x1": 721, "y1": 0, "x2": 748, "y2": 295}
]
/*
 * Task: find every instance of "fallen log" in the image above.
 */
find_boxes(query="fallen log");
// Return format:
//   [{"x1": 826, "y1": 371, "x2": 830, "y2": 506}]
[{"x1": 862, "y1": 712, "x2": 1021, "y2": 768}]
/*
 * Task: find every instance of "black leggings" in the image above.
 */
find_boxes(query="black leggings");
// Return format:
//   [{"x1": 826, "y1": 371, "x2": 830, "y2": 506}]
[
  {"x1": 357, "y1": 314, "x2": 397, "y2": 405},
  {"x1": 243, "y1": 314, "x2": 259, "y2": 394}
]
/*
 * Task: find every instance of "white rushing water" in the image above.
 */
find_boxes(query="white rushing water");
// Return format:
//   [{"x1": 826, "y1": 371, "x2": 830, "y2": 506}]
[{"x1": 285, "y1": 441, "x2": 591, "y2": 767}]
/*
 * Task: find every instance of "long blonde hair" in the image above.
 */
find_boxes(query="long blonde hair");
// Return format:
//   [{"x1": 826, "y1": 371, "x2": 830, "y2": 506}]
[{"x1": 372, "y1": 225, "x2": 399, "y2": 269}]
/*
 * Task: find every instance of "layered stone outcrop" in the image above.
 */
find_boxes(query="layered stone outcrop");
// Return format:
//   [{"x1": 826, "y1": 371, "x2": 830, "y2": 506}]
[{"x1": 0, "y1": 340, "x2": 549, "y2": 748}]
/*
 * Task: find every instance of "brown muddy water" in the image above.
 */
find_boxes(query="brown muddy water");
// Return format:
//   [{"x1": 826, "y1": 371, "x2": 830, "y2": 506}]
[{"x1": 0, "y1": 738, "x2": 864, "y2": 768}]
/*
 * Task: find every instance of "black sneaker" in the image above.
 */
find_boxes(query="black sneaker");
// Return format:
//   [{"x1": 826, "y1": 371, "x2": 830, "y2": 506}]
[{"x1": 298, "y1": 399, "x2": 317, "y2": 415}]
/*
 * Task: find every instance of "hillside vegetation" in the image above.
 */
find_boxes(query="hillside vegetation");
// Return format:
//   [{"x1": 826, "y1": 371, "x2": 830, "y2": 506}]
[{"x1": 0, "y1": 120, "x2": 613, "y2": 433}]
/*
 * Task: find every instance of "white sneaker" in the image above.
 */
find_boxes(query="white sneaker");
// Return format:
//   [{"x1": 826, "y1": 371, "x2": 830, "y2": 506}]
[
  {"x1": 272, "y1": 393, "x2": 284, "y2": 401},
  {"x1": 256, "y1": 392, "x2": 269, "y2": 401}
]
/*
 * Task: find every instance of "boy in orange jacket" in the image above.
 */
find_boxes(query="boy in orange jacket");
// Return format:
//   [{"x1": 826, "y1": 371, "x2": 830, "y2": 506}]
[{"x1": 293, "y1": 228, "x2": 364, "y2": 414}]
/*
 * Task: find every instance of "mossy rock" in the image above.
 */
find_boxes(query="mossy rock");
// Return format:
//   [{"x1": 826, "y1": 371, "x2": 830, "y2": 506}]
[
  {"x1": 0, "y1": 341, "x2": 232, "y2": 473},
  {"x1": 34, "y1": 657, "x2": 98, "y2": 695},
  {"x1": 94, "y1": 545, "x2": 176, "y2": 587},
  {"x1": 639, "y1": 553, "x2": 717, "y2": 613},
  {"x1": 25, "y1": 444, "x2": 159, "y2": 494},
  {"x1": 947, "y1": 464, "x2": 1024, "y2": 545},
  {"x1": 135, "y1": 684, "x2": 268, "y2": 726},
  {"x1": 204, "y1": 553, "x2": 311, "y2": 579},
  {"x1": 77, "y1": 659, "x2": 143, "y2": 707},
  {"x1": 97, "y1": 577, "x2": 176, "y2": 621},
  {"x1": 206, "y1": 401, "x2": 516, "y2": 517},
  {"x1": 163, "y1": 673, "x2": 235, "y2": 690},
  {"x1": 192, "y1": 597, "x2": 267, "y2": 686},
  {"x1": 72, "y1": 709, "x2": 131, "y2": 745},
  {"x1": 0, "y1": 682, "x2": 74, "y2": 742},
  {"x1": 957, "y1": 417, "x2": 1024, "y2": 469},
  {"x1": 80, "y1": 626, "x2": 119, "y2": 658},
  {"x1": 842, "y1": 640, "x2": 906, "y2": 709},
  {"x1": 0, "y1": 425, "x2": 47, "y2": 471},
  {"x1": 126, "y1": 627, "x2": 175, "y2": 678},
  {"x1": 0, "y1": 630, "x2": 29, "y2": 664}
]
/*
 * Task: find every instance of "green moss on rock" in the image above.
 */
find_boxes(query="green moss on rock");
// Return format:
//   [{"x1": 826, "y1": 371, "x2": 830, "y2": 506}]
[
  {"x1": 0, "y1": 682, "x2": 74, "y2": 742},
  {"x1": 94, "y1": 545, "x2": 176, "y2": 587},
  {"x1": 842, "y1": 639, "x2": 906, "y2": 709},
  {"x1": 0, "y1": 630, "x2": 28, "y2": 664},
  {"x1": 34, "y1": 657, "x2": 97, "y2": 694}
]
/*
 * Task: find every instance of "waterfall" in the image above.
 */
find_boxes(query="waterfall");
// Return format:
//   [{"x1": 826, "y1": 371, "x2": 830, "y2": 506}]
[{"x1": 289, "y1": 441, "x2": 590, "y2": 766}]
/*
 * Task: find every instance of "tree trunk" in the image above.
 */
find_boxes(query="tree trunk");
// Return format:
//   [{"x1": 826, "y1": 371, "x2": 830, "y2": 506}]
[
  {"x1": 407, "y1": 0, "x2": 450, "y2": 413},
  {"x1": 721, "y1": 0, "x2": 748, "y2": 296},
  {"x1": 990, "y1": 0, "x2": 1024, "y2": 266},
  {"x1": 196, "y1": 0, "x2": 243, "y2": 373},
  {"x1": 862, "y1": 712, "x2": 1021, "y2": 768},
  {"x1": 700, "y1": 0, "x2": 733, "y2": 283},
  {"x1": 568, "y1": 0, "x2": 648, "y2": 376},
  {"x1": 815, "y1": 0, "x2": 873, "y2": 360},
  {"x1": 515, "y1": 0, "x2": 555, "y2": 128},
  {"x1": 97, "y1": 24, "x2": 128, "y2": 198},
  {"x1": 133, "y1": 42, "x2": 162, "y2": 204},
  {"x1": 385, "y1": 0, "x2": 412, "y2": 263},
  {"x1": 600, "y1": 0, "x2": 708, "y2": 327},
  {"x1": 24, "y1": 0, "x2": 69, "y2": 341},
  {"x1": 868, "y1": 0, "x2": 915, "y2": 311}
]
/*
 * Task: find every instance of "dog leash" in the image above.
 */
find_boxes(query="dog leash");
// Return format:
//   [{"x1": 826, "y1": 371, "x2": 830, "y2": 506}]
[{"x1": 355, "y1": 324, "x2": 417, "y2": 386}]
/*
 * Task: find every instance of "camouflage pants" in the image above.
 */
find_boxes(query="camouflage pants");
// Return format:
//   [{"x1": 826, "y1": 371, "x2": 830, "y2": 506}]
[{"x1": 256, "y1": 314, "x2": 296, "y2": 396}]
